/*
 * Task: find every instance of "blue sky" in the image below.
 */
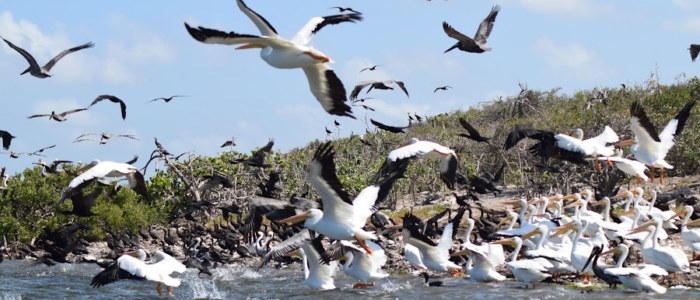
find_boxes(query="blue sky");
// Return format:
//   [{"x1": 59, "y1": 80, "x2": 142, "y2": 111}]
[{"x1": 1, "y1": 0, "x2": 699, "y2": 175}]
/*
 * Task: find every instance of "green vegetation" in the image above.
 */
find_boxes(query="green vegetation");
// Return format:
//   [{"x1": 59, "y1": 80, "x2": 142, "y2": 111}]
[{"x1": 1, "y1": 76, "x2": 699, "y2": 245}]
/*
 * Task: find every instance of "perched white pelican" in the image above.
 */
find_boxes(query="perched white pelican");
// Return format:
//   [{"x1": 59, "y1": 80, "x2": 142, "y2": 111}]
[
  {"x1": 600, "y1": 244, "x2": 668, "y2": 294},
  {"x1": 323, "y1": 240, "x2": 388, "y2": 288},
  {"x1": 91, "y1": 249, "x2": 186, "y2": 296},
  {"x1": 386, "y1": 138, "x2": 458, "y2": 189},
  {"x1": 280, "y1": 142, "x2": 409, "y2": 254},
  {"x1": 184, "y1": 0, "x2": 362, "y2": 118},
  {"x1": 617, "y1": 100, "x2": 696, "y2": 183},
  {"x1": 451, "y1": 246, "x2": 505, "y2": 282},
  {"x1": 495, "y1": 198, "x2": 537, "y2": 237},
  {"x1": 401, "y1": 213, "x2": 461, "y2": 275},
  {"x1": 59, "y1": 160, "x2": 147, "y2": 203},
  {"x1": 669, "y1": 205, "x2": 700, "y2": 260},
  {"x1": 460, "y1": 218, "x2": 504, "y2": 266},
  {"x1": 291, "y1": 237, "x2": 338, "y2": 290},
  {"x1": 554, "y1": 220, "x2": 594, "y2": 283},
  {"x1": 494, "y1": 237, "x2": 551, "y2": 288},
  {"x1": 628, "y1": 218, "x2": 690, "y2": 281}
]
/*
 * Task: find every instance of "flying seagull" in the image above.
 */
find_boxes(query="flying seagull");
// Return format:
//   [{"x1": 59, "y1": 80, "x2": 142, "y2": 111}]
[
  {"x1": 690, "y1": 44, "x2": 700, "y2": 62},
  {"x1": 27, "y1": 108, "x2": 87, "y2": 122},
  {"x1": 184, "y1": 0, "x2": 363, "y2": 118},
  {"x1": 443, "y1": 5, "x2": 500, "y2": 53},
  {"x1": 350, "y1": 80, "x2": 409, "y2": 100},
  {"x1": 1, "y1": 38, "x2": 94, "y2": 78},
  {"x1": 434, "y1": 86, "x2": 452, "y2": 93},
  {"x1": 148, "y1": 95, "x2": 188, "y2": 103},
  {"x1": 330, "y1": 6, "x2": 361, "y2": 14},
  {"x1": 89, "y1": 95, "x2": 127, "y2": 120},
  {"x1": 0, "y1": 130, "x2": 16, "y2": 150},
  {"x1": 360, "y1": 65, "x2": 379, "y2": 72}
]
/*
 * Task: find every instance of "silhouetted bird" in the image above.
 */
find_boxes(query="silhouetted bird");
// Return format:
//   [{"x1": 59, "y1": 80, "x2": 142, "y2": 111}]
[{"x1": 443, "y1": 5, "x2": 500, "y2": 53}]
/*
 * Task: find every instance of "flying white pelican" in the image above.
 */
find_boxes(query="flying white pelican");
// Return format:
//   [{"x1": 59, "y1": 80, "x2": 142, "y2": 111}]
[
  {"x1": 402, "y1": 243, "x2": 427, "y2": 270},
  {"x1": 386, "y1": 138, "x2": 458, "y2": 189},
  {"x1": 91, "y1": 249, "x2": 186, "y2": 296},
  {"x1": 322, "y1": 240, "x2": 388, "y2": 288},
  {"x1": 599, "y1": 244, "x2": 668, "y2": 293},
  {"x1": 669, "y1": 205, "x2": 700, "y2": 260},
  {"x1": 628, "y1": 218, "x2": 690, "y2": 282},
  {"x1": 184, "y1": 0, "x2": 362, "y2": 118},
  {"x1": 1, "y1": 37, "x2": 94, "y2": 78},
  {"x1": 595, "y1": 148, "x2": 649, "y2": 183},
  {"x1": 401, "y1": 213, "x2": 462, "y2": 275},
  {"x1": 617, "y1": 100, "x2": 696, "y2": 184},
  {"x1": 493, "y1": 236, "x2": 551, "y2": 289},
  {"x1": 58, "y1": 160, "x2": 147, "y2": 204},
  {"x1": 280, "y1": 142, "x2": 409, "y2": 254},
  {"x1": 289, "y1": 237, "x2": 338, "y2": 290},
  {"x1": 555, "y1": 126, "x2": 619, "y2": 170}
]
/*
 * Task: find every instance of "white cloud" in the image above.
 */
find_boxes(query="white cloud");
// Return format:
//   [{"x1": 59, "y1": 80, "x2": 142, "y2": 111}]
[
  {"x1": 673, "y1": 0, "x2": 700, "y2": 11},
  {"x1": 532, "y1": 37, "x2": 612, "y2": 79},
  {"x1": 664, "y1": 16, "x2": 700, "y2": 35},
  {"x1": 513, "y1": 0, "x2": 614, "y2": 17}
]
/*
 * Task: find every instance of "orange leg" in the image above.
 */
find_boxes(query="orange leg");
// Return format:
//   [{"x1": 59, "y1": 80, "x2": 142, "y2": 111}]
[
  {"x1": 355, "y1": 236, "x2": 373, "y2": 254},
  {"x1": 449, "y1": 268, "x2": 463, "y2": 277},
  {"x1": 166, "y1": 286, "x2": 173, "y2": 296},
  {"x1": 595, "y1": 157, "x2": 602, "y2": 173},
  {"x1": 606, "y1": 159, "x2": 614, "y2": 168},
  {"x1": 650, "y1": 166, "x2": 656, "y2": 182},
  {"x1": 636, "y1": 176, "x2": 642, "y2": 186},
  {"x1": 156, "y1": 283, "x2": 162, "y2": 296},
  {"x1": 659, "y1": 168, "x2": 665, "y2": 185}
]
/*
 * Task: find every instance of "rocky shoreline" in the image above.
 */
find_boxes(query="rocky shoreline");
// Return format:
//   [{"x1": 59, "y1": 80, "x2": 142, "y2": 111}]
[{"x1": 3, "y1": 176, "x2": 700, "y2": 289}]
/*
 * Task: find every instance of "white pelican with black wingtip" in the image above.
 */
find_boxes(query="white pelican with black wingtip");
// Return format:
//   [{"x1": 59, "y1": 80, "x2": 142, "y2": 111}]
[
  {"x1": 386, "y1": 138, "x2": 458, "y2": 189},
  {"x1": 184, "y1": 0, "x2": 361, "y2": 118},
  {"x1": 279, "y1": 142, "x2": 409, "y2": 254},
  {"x1": 91, "y1": 249, "x2": 186, "y2": 296}
]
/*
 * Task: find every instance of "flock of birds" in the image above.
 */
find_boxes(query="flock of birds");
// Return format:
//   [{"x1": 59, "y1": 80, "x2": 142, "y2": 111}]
[{"x1": 2, "y1": 0, "x2": 700, "y2": 297}]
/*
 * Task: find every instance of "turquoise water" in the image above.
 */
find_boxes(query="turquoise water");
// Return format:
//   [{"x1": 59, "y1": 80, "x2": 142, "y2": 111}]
[{"x1": 0, "y1": 260, "x2": 698, "y2": 299}]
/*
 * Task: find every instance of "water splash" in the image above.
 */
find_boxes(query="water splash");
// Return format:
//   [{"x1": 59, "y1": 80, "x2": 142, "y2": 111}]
[
  {"x1": 0, "y1": 291, "x2": 21, "y2": 300},
  {"x1": 185, "y1": 272, "x2": 223, "y2": 300},
  {"x1": 379, "y1": 279, "x2": 412, "y2": 293},
  {"x1": 212, "y1": 266, "x2": 262, "y2": 281}
]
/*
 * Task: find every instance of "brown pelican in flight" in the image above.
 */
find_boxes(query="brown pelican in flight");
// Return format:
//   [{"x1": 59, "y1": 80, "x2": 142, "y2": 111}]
[
  {"x1": 690, "y1": 44, "x2": 700, "y2": 62},
  {"x1": 1, "y1": 37, "x2": 93, "y2": 78},
  {"x1": 443, "y1": 5, "x2": 500, "y2": 53},
  {"x1": 89, "y1": 95, "x2": 127, "y2": 120},
  {"x1": 184, "y1": 0, "x2": 363, "y2": 118},
  {"x1": 330, "y1": 6, "x2": 361, "y2": 14},
  {"x1": 350, "y1": 80, "x2": 409, "y2": 100},
  {"x1": 148, "y1": 95, "x2": 188, "y2": 103},
  {"x1": 73, "y1": 132, "x2": 140, "y2": 144},
  {"x1": 0, "y1": 130, "x2": 16, "y2": 150},
  {"x1": 27, "y1": 108, "x2": 87, "y2": 122}
]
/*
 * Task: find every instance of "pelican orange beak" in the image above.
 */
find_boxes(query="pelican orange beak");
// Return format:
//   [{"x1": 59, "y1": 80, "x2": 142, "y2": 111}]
[
  {"x1": 600, "y1": 247, "x2": 619, "y2": 256},
  {"x1": 590, "y1": 200, "x2": 605, "y2": 207},
  {"x1": 451, "y1": 249, "x2": 470, "y2": 257},
  {"x1": 686, "y1": 218, "x2": 700, "y2": 228},
  {"x1": 278, "y1": 212, "x2": 310, "y2": 225},
  {"x1": 503, "y1": 200, "x2": 521, "y2": 206},
  {"x1": 521, "y1": 228, "x2": 541, "y2": 240},
  {"x1": 235, "y1": 43, "x2": 267, "y2": 50},
  {"x1": 492, "y1": 238, "x2": 517, "y2": 247},
  {"x1": 627, "y1": 220, "x2": 654, "y2": 235},
  {"x1": 615, "y1": 139, "x2": 635, "y2": 148},
  {"x1": 552, "y1": 221, "x2": 576, "y2": 236},
  {"x1": 496, "y1": 216, "x2": 512, "y2": 228},
  {"x1": 548, "y1": 195, "x2": 563, "y2": 202},
  {"x1": 563, "y1": 199, "x2": 582, "y2": 209},
  {"x1": 562, "y1": 194, "x2": 577, "y2": 201},
  {"x1": 667, "y1": 208, "x2": 686, "y2": 221},
  {"x1": 284, "y1": 249, "x2": 302, "y2": 258}
]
